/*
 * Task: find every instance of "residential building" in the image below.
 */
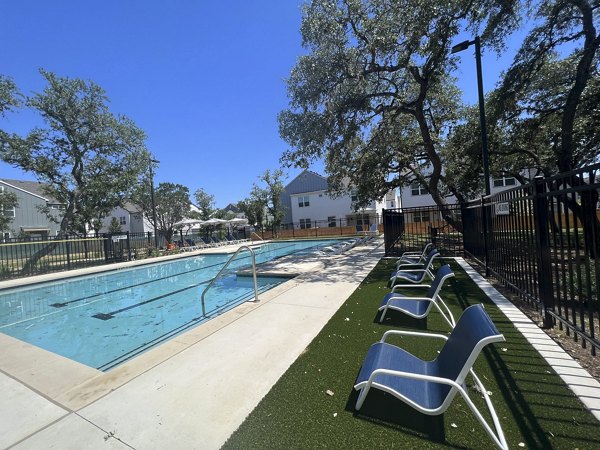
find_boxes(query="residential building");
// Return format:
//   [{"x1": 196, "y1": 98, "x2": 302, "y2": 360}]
[
  {"x1": 400, "y1": 174, "x2": 525, "y2": 209},
  {"x1": 281, "y1": 170, "x2": 401, "y2": 229},
  {"x1": 95, "y1": 202, "x2": 154, "y2": 234},
  {"x1": 222, "y1": 203, "x2": 247, "y2": 220},
  {"x1": 0, "y1": 179, "x2": 64, "y2": 240}
]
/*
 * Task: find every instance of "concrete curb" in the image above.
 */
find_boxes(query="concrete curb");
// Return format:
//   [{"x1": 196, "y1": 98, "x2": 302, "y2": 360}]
[{"x1": 456, "y1": 257, "x2": 600, "y2": 422}]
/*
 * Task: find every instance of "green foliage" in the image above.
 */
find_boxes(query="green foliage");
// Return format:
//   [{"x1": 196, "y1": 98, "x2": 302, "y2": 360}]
[
  {"x1": 0, "y1": 189, "x2": 17, "y2": 233},
  {"x1": 0, "y1": 70, "x2": 151, "y2": 235},
  {"x1": 258, "y1": 169, "x2": 286, "y2": 228},
  {"x1": 107, "y1": 217, "x2": 122, "y2": 234},
  {"x1": 279, "y1": 0, "x2": 521, "y2": 211},
  {"x1": 0, "y1": 75, "x2": 21, "y2": 116},
  {"x1": 194, "y1": 188, "x2": 216, "y2": 220},
  {"x1": 490, "y1": 0, "x2": 600, "y2": 174},
  {"x1": 238, "y1": 195, "x2": 265, "y2": 228},
  {"x1": 133, "y1": 181, "x2": 190, "y2": 244}
]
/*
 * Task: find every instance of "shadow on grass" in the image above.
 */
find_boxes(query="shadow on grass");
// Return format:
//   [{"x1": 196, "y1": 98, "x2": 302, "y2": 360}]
[
  {"x1": 375, "y1": 310, "x2": 428, "y2": 330},
  {"x1": 343, "y1": 388, "x2": 465, "y2": 448}
]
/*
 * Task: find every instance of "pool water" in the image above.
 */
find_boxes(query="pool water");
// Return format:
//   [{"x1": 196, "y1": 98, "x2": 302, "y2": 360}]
[{"x1": 0, "y1": 239, "x2": 338, "y2": 370}]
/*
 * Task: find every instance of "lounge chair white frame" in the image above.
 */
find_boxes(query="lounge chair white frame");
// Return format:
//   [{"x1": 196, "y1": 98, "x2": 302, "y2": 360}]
[
  {"x1": 354, "y1": 304, "x2": 508, "y2": 450},
  {"x1": 389, "y1": 248, "x2": 439, "y2": 286},
  {"x1": 396, "y1": 242, "x2": 433, "y2": 266},
  {"x1": 379, "y1": 264, "x2": 456, "y2": 328}
]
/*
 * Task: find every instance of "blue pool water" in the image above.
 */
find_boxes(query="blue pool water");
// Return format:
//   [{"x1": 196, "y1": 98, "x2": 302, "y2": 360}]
[{"x1": 0, "y1": 239, "x2": 338, "y2": 370}]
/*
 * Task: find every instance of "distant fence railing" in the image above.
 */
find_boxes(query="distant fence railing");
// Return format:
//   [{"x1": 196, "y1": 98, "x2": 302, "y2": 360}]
[
  {"x1": 254, "y1": 216, "x2": 383, "y2": 240},
  {"x1": 0, "y1": 232, "x2": 162, "y2": 281},
  {"x1": 463, "y1": 164, "x2": 600, "y2": 356},
  {"x1": 383, "y1": 204, "x2": 463, "y2": 256}
]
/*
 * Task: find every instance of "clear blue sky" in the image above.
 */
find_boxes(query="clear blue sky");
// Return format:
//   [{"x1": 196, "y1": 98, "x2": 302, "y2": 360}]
[{"x1": 0, "y1": 1, "x2": 522, "y2": 208}]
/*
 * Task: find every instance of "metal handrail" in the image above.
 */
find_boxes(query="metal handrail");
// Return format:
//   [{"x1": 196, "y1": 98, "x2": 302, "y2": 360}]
[{"x1": 201, "y1": 245, "x2": 259, "y2": 317}]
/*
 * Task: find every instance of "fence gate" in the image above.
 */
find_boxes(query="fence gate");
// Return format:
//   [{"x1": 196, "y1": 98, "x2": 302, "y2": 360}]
[
  {"x1": 103, "y1": 233, "x2": 131, "y2": 262},
  {"x1": 383, "y1": 209, "x2": 405, "y2": 256}
]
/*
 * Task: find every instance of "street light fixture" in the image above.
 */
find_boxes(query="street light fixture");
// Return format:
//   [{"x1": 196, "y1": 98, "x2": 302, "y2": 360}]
[
  {"x1": 148, "y1": 158, "x2": 160, "y2": 249},
  {"x1": 452, "y1": 36, "x2": 491, "y2": 196}
]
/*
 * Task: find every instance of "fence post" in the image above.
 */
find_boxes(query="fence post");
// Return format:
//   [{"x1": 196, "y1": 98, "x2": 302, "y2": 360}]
[
  {"x1": 65, "y1": 234, "x2": 71, "y2": 270},
  {"x1": 481, "y1": 196, "x2": 490, "y2": 276},
  {"x1": 533, "y1": 176, "x2": 555, "y2": 328},
  {"x1": 103, "y1": 234, "x2": 110, "y2": 262},
  {"x1": 126, "y1": 231, "x2": 132, "y2": 261}
]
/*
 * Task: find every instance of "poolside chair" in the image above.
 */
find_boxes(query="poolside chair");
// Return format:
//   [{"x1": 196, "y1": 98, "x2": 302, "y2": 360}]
[
  {"x1": 354, "y1": 304, "x2": 508, "y2": 450},
  {"x1": 225, "y1": 233, "x2": 240, "y2": 244},
  {"x1": 211, "y1": 236, "x2": 226, "y2": 246},
  {"x1": 389, "y1": 248, "x2": 439, "y2": 287},
  {"x1": 320, "y1": 239, "x2": 356, "y2": 255},
  {"x1": 396, "y1": 242, "x2": 433, "y2": 266},
  {"x1": 201, "y1": 236, "x2": 216, "y2": 247},
  {"x1": 379, "y1": 264, "x2": 456, "y2": 327},
  {"x1": 234, "y1": 232, "x2": 249, "y2": 243}
]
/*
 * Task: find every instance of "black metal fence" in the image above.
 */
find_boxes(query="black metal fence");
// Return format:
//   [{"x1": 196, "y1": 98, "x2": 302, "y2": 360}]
[
  {"x1": 383, "y1": 204, "x2": 463, "y2": 256},
  {"x1": 463, "y1": 165, "x2": 600, "y2": 356},
  {"x1": 0, "y1": 232, "x2": 160, "y2": 280},
  {"x1": 254, "y1": 216, "x2": 383, "y2": 240}
]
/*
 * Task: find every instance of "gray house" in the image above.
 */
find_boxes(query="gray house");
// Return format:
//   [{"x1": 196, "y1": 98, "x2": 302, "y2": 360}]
[
  {"x1": 0, "y1": 179, "x2": 63, "y2": 240},
  {"x1": 281, "y1": 170, "x2": 329, "y2": 224}
]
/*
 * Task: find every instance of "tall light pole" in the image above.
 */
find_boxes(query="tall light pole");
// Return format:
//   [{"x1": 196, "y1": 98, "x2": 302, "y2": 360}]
[
  {"x1": 452, "y1": 36, "x2": 491, "y2": 196},
  {"x1": 149, "y1": 158, "x2": 159, "y2": 249}
]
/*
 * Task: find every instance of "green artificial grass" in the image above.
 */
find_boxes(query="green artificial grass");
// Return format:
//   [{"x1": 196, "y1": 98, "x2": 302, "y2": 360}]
[{"x1": 222, "y1": 259, "x2": 600, "y2": 449}]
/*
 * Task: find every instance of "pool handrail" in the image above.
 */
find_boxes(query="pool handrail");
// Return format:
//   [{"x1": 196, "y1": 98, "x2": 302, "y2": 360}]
[{"x1": 200, "y1": 245, "x2": 259, "y2": 317}]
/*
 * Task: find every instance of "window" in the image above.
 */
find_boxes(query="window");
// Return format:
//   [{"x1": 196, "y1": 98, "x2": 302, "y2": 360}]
[
  {"x1": 299, "y1": 218, "x2": 311, "y2": 229},
  {"x1": 493, "y1": 176, "x2": 517, "y2": 187},
  {"x1": 119, "y1": 216, "x2": 127, "y2": 225},
  {"x1": 413, "y1": 211, "x2": 431, "y2": 223},
  {"x1": 0, "y1": 186, "x2": 15, "y2": 217},
  {"x1": 410, "y1": 182, "x2": 427, "y2": 196},
  {"x1": 328, "y1": 216, "x2": 337, "y2": 227},
  {"x1": 298, "y1": 196, "x2": 310, "y2": 207},
  {"x1": 356, "y1": 214, "x2": 370, "y2": 227},
  {"x1": 351, "y1": 189, "x2": 358, "y2": 202}
]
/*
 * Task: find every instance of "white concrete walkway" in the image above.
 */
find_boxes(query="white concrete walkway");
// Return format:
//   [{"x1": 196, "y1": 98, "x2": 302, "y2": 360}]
[{"x1": 1, "y1": 240, "x2": 385, "y2": 449}]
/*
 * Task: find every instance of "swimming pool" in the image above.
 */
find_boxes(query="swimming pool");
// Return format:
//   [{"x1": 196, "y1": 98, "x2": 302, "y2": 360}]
[{"x1": 0, "y1": 239, "x2": 339, "y2": 370}]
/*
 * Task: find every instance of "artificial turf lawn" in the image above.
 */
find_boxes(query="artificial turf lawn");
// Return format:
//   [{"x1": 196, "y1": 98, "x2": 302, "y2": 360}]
[{"x1": 222, "y1": 259, "x2": 600, "y2": 449}]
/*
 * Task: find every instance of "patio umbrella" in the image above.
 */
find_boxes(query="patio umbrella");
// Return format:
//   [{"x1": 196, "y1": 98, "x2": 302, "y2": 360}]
[
  {"x1": 202, "y1": 218, "x2": 227, "y2": 226},
  {"x1": 174, "y1": 218, "x2": 205, "y2": 228},
  {"x1": 226, "y1": 218, "x2": 248, "y2": 225}
]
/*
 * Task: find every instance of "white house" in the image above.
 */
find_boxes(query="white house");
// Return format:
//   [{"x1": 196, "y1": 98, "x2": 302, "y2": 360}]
[
  {"x1": 400, "y1": 174, "x2": 527, "y2": 209},
  {"x1": 95, "y1": 202, "x2": 154, "y2": 234},
  {"x1": 281, "y1": 170, "x2": 401, "y2": 229}
]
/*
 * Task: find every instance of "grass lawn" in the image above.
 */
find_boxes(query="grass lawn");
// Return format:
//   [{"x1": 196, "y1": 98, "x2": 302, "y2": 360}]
[{"x1": 222, "y1": 259, "x2": 600, "y2": 449}]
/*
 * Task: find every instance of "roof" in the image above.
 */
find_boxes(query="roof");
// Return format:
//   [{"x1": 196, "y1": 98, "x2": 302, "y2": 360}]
[
  {"x1": 284, "y1": 170, "x2": 329, "y2": 195},
  {"x1": 0, "y1": 178, "x2": 59, "y2": 202},
  {"x1": 223, "y1": 203, "x2": 240, "y2": 213}
]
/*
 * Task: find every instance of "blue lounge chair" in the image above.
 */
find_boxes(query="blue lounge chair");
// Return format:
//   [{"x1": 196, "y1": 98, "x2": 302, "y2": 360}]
[
  {"x1": 396, "y1": 242, "x2": 433, "y2": 266},
  {"x1": 389, "y1": 248, "x2": 439, "y2": 286},
  {"x1": 358, "y1": 223, "x2": 379, "y2": 236},
  {"x1": 379, "y1": 264, "x2": 456, "y2": 327},
  {"x1": 354, "y1": 304, "x2": 508, "y2": 449},
  {"x1": 201, "y1": 236, "x2": 216, "y2": 247}
]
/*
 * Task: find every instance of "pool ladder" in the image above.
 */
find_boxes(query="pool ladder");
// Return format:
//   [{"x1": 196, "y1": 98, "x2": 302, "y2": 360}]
[{"x1": 201, "y1": 245, "x2": 259, "y2": 317}]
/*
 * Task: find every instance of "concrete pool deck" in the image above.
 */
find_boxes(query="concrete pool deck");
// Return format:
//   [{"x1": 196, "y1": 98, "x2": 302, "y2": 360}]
[
  {"x1": 2, "y1": 239, "x2": 599, "y2": 448},
  {"x1": 1, "y1": 238, "x2": 386, "y2": 449}
]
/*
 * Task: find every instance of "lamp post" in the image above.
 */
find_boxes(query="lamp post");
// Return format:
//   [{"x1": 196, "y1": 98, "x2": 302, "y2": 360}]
[
  {"x1": 149, "y1": 158, "x2": 159, "y2": 249},
  {"x1": 451, "y1": 36, "x2": 491, "y2": 196}
]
